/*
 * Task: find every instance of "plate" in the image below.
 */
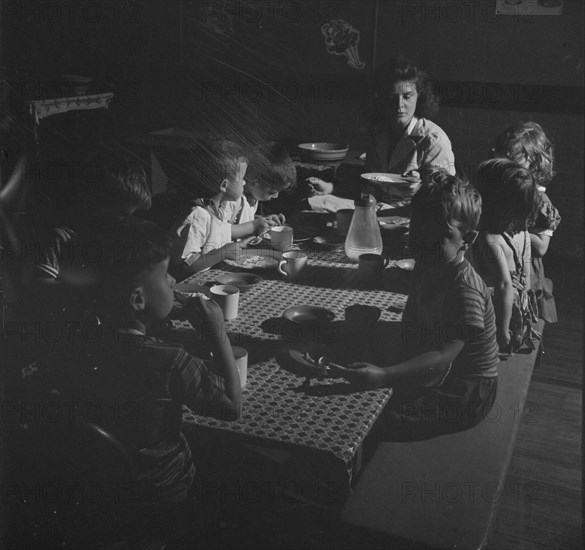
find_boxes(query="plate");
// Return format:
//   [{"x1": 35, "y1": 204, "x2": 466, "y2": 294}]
[
  {"x1": 312, "y1": 231, "x2": 345, "y2": 246},
  {"x1": 173, "y1": 282, "x2": 211, "y2": 297},
  {"x1": 262, "y1": 229, "x2": 316, "y2": 244},
  {"x1": 216, "y1": 272, "x2": 263, "y2": 291},
  {"x1": 288, "y1": 349, "x2": 331, "y2": 377},
  {"x1": 283, "y1": 306, "x2": 336, "y2": 325},
  {"x1": 223, "y1": 248, "x2": 280, "y2": 269},
  {"x1": 298, "y1": 143, "x2": 349, "y2": 162},
  {"x1": 395, "y1": 259, "x2": 416, "y2": 271},
  {"x1": 361, "y1": 173, "x2": 405, "y2": 184}
]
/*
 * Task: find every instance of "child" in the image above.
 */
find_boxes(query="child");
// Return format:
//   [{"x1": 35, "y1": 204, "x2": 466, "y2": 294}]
[
  {"x1": 33, "y1": 147, "x2": 152, "y2": 283},
  {"x1": 492, "y1": 122, "x2": 561, "y2": 323},
  {"x1": 30, "y1": 216, "x2": 242, "y2": 503},
  {"x1": 223, "y1": 141, "x2": 294, "y2": 228},
  {"x1": 471, "y1": 158, "x2": 540, "y2": 353},
  {"x1": 334, "y1": 171, "x2": 499, "y2": 440},
  {"x1": 170, "y1": 139, "x2": 274, "y2": 279},
  {"x1": 28, "y1": 147, "x2": 152, "y2": 325}
]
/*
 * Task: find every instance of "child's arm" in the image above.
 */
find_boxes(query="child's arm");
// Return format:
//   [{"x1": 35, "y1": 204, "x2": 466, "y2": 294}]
[
  {"x1": 182, "y1": 297, "x2": 242, "y2": 420},
  {"x1": 530, "y1": 232, "x2": 550, "y2": 258},
  {"x1": 231, "y1": 217, "x2": 272, "y2": 240},
  {"x1": 172, "y1": 241, "x2": 249, "y2": 280},
  {"x1": 332, "y1": 338, "x2": 465, "y2": 390},
  {"x1": 485, "y1": 237, "x2": 513, "y2": 351}
]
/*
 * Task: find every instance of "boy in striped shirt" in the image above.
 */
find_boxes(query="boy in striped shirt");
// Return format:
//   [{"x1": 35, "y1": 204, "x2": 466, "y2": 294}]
[{"x1": 335, "y1": 171, "x2": 499, "y2": 440}]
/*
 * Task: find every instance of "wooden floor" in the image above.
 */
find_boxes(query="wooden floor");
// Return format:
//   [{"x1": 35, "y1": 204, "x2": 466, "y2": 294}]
[{"x1": 485, "y1": 256, "x2": 583, "y2": 550}]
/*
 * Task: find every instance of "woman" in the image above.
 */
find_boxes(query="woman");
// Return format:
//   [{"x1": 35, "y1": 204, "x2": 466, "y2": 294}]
[{"x1": 308, "y1": 56, "x2": 455, "y2": 205}]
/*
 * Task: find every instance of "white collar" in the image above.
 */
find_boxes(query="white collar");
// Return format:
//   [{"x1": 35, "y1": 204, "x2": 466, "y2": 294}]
[{"x1": 405, "y1": 116, "x2": 419, "y2": 137}]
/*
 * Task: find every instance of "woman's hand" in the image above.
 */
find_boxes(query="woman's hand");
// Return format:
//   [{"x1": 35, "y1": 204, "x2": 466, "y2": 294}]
[
  {"x1": 398, "y1": 170, "x2": 422, "y2": 197},
  {"x1": 306, "y1": 177, "x2": 334, "y2": 196},
  {"x1": 330, "y1": 362, "x2": 388, "y2": 390}
]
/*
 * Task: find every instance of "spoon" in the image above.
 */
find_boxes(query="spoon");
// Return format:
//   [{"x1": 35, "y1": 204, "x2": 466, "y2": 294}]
[{"x1": 316, "y1": 355, "x2": 345, "y2": 375}]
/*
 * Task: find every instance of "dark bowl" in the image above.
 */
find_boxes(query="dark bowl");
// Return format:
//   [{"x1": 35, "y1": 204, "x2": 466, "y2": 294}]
[
  {"x1": 216, "y1": 272, "x2": 263, "y2": 292},
  {"x1": 283, "y1": 306, "x2": 336, "y2": 325}
]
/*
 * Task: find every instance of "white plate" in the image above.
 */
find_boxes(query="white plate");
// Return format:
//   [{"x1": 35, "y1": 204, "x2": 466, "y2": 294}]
[
  {"x1": 395, "y1": 259, "x2": 416, "y2": 271},
  {"x1": 173, "y1": 282, "x2": 211, "y2": 296},
  {"x1": 361, "y1": 173, "x2": 405, "y2": 184},
  {"x1": 224, "y1": 248, "x2": 280, "y2": 269}
]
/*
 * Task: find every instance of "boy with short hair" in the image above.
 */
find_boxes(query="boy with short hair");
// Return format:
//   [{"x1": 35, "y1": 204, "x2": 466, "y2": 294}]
[
  {"x1": 223, "y1": 141, "x2": 295, "y2": 227},
  {"x1": 335, "y1": 171, "x2": 499, "y2": 439},
  {"x1": 35, "y1": 217, "x2": 242, "y2": 502},
  {"x1": 170, "y1": 138, "x2": 277, "y2": 279}
]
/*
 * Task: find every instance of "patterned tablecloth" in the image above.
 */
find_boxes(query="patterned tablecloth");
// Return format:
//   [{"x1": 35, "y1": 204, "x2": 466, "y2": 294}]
[{"x1": 173, "y1": 242, "x2": 410, "y2": 493}]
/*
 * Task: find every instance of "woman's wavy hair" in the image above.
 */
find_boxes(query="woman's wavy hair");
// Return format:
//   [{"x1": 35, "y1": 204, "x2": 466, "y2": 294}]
[
  {"x1": 492, "y1": 121, "x2": 554, "y2": 187},
  {"x1": 370, "y1": 56, "x2": 439, "y2": 131},
  {"x1": 475, "y1": 158, "x2": 539, "y2": 234}
]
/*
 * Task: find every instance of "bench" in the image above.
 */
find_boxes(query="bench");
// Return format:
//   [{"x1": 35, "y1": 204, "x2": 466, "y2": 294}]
[{"x1": 341, "y1": 320, "x2": 544, "y2": 550}]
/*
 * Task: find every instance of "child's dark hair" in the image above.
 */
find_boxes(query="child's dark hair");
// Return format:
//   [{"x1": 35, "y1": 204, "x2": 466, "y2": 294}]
[
  {"x1": 94, "y1": 216, "x2": 172, "y2": 315},
  {"x1": 84, "y1": 147, "x2": 152, "y2": 213},
  {"x1": 373, "y1": 55, "x2": 438, "y2": 120},
  {"x1": 411, "y1": 169, "x2": 482, "y2": 235},
  {"x1": 492, "y1": 122, "x2": 554, "y2": 187},
  {"x1": 245, "y1": 142, "x2": 296, "y2": 192},
  {"x1": 182, "y1": 137, "x2": 247, "y2": 198},
  {"x1": 475, "y1": 159, "x2": 539, "y2": 234}
]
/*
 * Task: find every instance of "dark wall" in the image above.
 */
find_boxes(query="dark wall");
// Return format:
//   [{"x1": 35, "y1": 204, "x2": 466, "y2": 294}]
[
  {"x1": 376, "y1": 0, "x2": 584, "y2": 87},
  {"x1": 2, "y1": 0, "x2": 583, "y2": 256}
]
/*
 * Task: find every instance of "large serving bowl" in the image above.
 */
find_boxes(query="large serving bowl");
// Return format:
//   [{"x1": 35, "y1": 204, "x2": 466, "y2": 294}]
[{"x1": 298, "y1": 143, "x2": 349, "y2": 162}]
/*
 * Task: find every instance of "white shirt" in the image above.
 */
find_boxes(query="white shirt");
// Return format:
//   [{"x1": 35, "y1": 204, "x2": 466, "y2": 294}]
[{"x1": 172, "y1": 203, "x2": 233, "y2": 266}]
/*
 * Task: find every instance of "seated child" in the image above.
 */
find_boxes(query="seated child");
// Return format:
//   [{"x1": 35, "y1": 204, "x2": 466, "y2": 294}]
[
  {"x1": 29, "y1": 147, "x2": 152, "y2": 323},
  {"x1": 492, "y1": 121, "x2": 561, "y2": 323},
  {"x1": 170, "y1": 138, "x2": 275, "y2": 279},
  {"x1": 470, "y1": 158, "x2": 540, "y2": 353},
  {"x1": 223, "y1": 141, "x2": 294, "y2": 229},
  {"x1": 29, "y1": 216, "x2": 242, "y2": 503},
  {"x1": 33, "y1": 146, "x2": 152, "y2": 283},
  {"x1": 334, "y1": 171, "x2": 499, "y2": 440}
]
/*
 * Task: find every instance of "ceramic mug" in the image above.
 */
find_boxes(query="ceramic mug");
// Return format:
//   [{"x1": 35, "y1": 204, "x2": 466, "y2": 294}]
[
  {"x1": 270, "y1": 225, "x2": 294, "y2": 252},
  {"x1": 278, "y1": 251, "x2": 308, "y2": 280},
  {"x1": 358, "y1": 253, "x2": 390, "y2": 281},
  {"x1": 209, "y1": 284, "x2": 240, "y2": 320}
]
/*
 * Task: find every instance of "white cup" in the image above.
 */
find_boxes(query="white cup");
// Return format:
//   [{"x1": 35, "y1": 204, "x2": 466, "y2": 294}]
[
  {"x1": 270, "y1": 225, "x2": 294, "y2": 252},
  {"x1": 232, "y1": 346, "x2": 248, "y2": 388},
  {"x1": 278, "y1": 250, "x2": 308, "y2": 280},
  {"x1": 209, "y1": 284, "x2": 239, "y2": 320}
]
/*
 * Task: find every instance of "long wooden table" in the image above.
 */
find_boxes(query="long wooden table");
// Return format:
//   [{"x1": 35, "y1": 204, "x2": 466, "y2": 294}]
[{"x1": 170, "y1": 242, "x2": 411, "y2": 501}]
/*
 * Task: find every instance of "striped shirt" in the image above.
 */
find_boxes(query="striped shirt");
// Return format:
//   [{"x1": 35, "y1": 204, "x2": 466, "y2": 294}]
[
  {"x1": 402, "y1": 259, "x2": 499, "y2": 378},
  {"x1": 39, "y1": 331, "x2": 228, "y2": 502}
]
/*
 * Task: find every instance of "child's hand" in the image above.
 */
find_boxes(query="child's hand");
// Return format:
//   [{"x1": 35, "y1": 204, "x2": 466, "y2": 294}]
[
  {"x1": 307, "y1": 177, "x2": 334, "y2": 196},
  {"x1": 183, "y1": 296, "x2": 225, "y2": 336},
  {"x1": 497, "y1": 329, "x2": 512, "y2": 354},
  {"x1": 330, "y1": 362, "x2": 387, "y2": 390},
  {"x1": 252, "y1": 216, "x2": 271, "y2": 236},
  {"x1": 221, "y1": 240, "x2": 254, "y2": 261},
  {"x1": 264, "y1": 213, "x2": 286, "y2": 226}
]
